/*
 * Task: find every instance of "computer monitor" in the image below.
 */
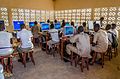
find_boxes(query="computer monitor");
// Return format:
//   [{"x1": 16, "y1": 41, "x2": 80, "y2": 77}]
[
  {"x1": 65, "y1": 22, "x2": 70, "y2": 26},
  {"x1": 54, "y1": 23, "x2": 61, "y2": 30},
  {"x1": 88, "y1": 21, "x2": 94, "y2": 30},
  {"x1": 64, "y1": 26, "x2": 74, "y2": 36},
  {"x1": 0, "y1": 20, "x2": 5, "y2": 30},
  {"x1": 29, "y1": 22, "x2": 35, "y2": 28},
  {"x1": 40, "y1": 22, "x2": 45, "y2": 25},
  {"x1": 41, "y1": 23, "x2": 50, "y2": 31},
  {"x1": 13, "y1": 21, "x2": 24, "y2": 31}
]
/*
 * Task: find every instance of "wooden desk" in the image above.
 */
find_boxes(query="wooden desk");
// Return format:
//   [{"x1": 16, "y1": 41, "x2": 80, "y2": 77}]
[{"x1": 60, "y1": 36, "x2": 70, "y2": 60}]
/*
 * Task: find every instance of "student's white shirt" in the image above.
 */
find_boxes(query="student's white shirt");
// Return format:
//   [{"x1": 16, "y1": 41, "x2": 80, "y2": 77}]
[
  {"x1": 0, "y1": 64, "x2": 4, "y2": 79},
  {"x1": 111, "y1": 29, "x2": 119, "y2": 39},
  {"x1": 0, "y1": 31, "x2": 12, "y2": 48},
  {"x1": 17, "y1": 29, "x2": 33, "y2": 48},
  {"x1": 70, "y1": 32, "x2": 91, "y2": 57},
  {"x1": 48, "y1": 29, "x2": 59, "y2": 42}
]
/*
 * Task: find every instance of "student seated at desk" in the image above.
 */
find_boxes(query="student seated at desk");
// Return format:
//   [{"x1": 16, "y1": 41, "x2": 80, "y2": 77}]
[
  {"x1": 66, "y1": 26, "x2": 91, "y2": 58},
  {"x1": 105, "y1": 24, "x2": 113, "y2": 46},
  {"x1": 47, "y1": 23, "x2": 60, "y2": 51},
  {"x1": 90, "y1": 24, "x2": 108, "y2": 64},
  {"x1": 17, "y1": 24, "x2": 33, "y2": 62},
  {"x1": 111, "y1": 23, "x2": 119, "y2": 39},
  {"x1": 0, "y1": 23, "x2": 13, "y2": 76},
  {"x1": 0, "y1": 25, "x2": 13, "y2": 56}
]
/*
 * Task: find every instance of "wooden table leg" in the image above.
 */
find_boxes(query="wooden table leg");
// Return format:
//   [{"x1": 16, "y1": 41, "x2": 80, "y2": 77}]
[{"x1": 61, "y1": 40, "x2": 63, "y2": 60}]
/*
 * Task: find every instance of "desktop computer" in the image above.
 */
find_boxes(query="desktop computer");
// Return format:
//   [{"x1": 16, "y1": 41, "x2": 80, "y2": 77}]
[
  {"x1": 41, "y1": 23, "x2": 50, "y2": 31},
  {"x1": 13, "y1": 21, "x2": 24, "y2": 31},
  {"x1": 64, "y1": 26, "x2": 74, "y2": 36},
  {"x1": 54, "y1": 23, "x2": 61, "y2": 30},
  {"x1": 29, "y1": 22, "x2": 35, "y2": 28}
]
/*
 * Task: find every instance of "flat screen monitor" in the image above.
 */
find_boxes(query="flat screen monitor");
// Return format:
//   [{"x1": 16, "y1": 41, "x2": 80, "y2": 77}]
[
  {"x1": 29, "y1": 22, "x2": 35, "y2": 28},
  {"x1": 40, "y1": 22, "x2": 45, "y2": 25},
  {"x1": 54, "y1": 23, "x2": 61, "y2": 30},
  {"x1": 0, "y1": 20, "x2": 5, "y2": 30},
  {"x1": 41, "y1": 23, "x2": 50, "y2": 31},
  {"x1": 13, "y1": 21, "x2": 24, "y2": 31},
  {"x1": 64, "y1": 26, "x2": 74, "y2": 36},
  {"x1": 88, "y1": 21, "x2": 94, "y2": 30},
  {"x1": 65, "y1": 22, "x2": 70, "y2": 26}
]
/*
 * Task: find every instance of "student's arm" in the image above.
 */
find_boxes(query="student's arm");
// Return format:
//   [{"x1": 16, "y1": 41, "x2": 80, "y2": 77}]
[
  {"x1": 70, "y1": 35, "x2": 79, "y2": 43},
  {"x1": 16, "y1": 32, "x2": 21, "y2": 43},
  {"x1": 29, "y1": 31, "x2": 33, "y2": 41},
  {"x1": 92, "y1": 33, "x2": 98, "y2": 46}
]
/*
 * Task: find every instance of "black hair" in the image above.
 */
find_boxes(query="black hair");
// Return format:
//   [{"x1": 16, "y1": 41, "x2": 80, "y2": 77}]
[
  {"x1": 78, "y1": 26, "x2": 84, "y2": 33},
  {"x1": 54, "y1": 19, "x2": 57, "y2": 23},
  {"x1": 47, "y1": 19, "x2": 50, "y2": 23},
  {"x1": 100, "y1": 17, "x2": 104, "y2": 20},
  {"x1": 105, "y1": 24, "x2": 111, "y2": 30},
  {"x1": 34, "y1": 21, "x2": 38, "y2": 25},
  {"x1": 94, "y1": 24, "x2": 100, "y2": 29},
  {"x1": 82, "y1": 22, "x2": 86, "y2": 27},
  {"x1": 50, "y1": 23, "x2": 54, "y2": 29},
  {"x1": 71, "y1": 21, "x2": 74, "y2": 26},
  {"x1": 111, "y1": 23, "x2": 116, "y2": 29},
  {"x1": 20, "y1": 24, "x2": 26, "y2": 30},
  {"x1": 61, "y1": 22, "x2": 65, "y2": 28},
  {"x1": 62, "y1": 20, "x2": 65, "y2": 23}
]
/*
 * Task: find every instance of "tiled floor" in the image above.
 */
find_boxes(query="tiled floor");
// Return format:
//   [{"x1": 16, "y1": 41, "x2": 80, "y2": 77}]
[{"x1": 7, "y1": 48, "x2": 120, "y2": 79}]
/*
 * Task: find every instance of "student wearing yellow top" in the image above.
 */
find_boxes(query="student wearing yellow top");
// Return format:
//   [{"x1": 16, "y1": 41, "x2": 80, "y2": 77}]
[
  {"x1": 90, "y1": 24, "x2": 108, "y2": 64},
  {"x1": 66, "y1": 26, "x2": 91, "y2": 58}
]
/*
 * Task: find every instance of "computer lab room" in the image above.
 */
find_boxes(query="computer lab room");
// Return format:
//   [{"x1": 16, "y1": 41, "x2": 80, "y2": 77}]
[{"x1": 0, "y1": 0, "x2": 120, "y2": 79}]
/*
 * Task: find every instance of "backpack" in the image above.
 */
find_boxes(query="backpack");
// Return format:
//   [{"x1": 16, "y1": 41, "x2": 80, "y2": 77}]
[{"x1": 108, "y1": 31, "x2": 118, "y2": 48}]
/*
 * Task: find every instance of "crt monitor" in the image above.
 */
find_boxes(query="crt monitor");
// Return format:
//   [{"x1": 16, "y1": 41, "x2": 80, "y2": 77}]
[
  {"x1": 41, "y1": 23, "x2": 50, "y2": 31},
  {"x1": 13, "y1": 21, "x2": 24, "y2": 31},
  {"x1": 88, "y1": 21, "x2": 94, "y2": 30},
  {"x1": 29, "y1": 22, "x2": 35, "y2": 28},
  {"x1": 40, "y1": 22, "x2": 45, "y2": 25},
  {"x1": 54, "y1": 23, "x2": 61, "y2": 30},
  {"x1": 64, "y1": 26, "x2": 74, "y2": 36},
  {"x1": 0, "y1": 20, "x2": 5, "y2": 30}
]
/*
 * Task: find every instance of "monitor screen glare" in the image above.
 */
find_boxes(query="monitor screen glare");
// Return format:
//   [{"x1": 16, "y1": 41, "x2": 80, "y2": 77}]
[
  {"x1": 13, "y1": 21, "x2": 24, "y2": 30},
  {"x1": 64, "y1": 26, "x2": 74, "y2": 36},
  {"x1": 41, "y1": 23, "x2": 50, "y2": 31},
  {"x1": 54, "y1": 23, "x2": 61, "y2": 30},
  {"x1": 29, "y1": 22, "x2": 35, "y2": 28}
]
